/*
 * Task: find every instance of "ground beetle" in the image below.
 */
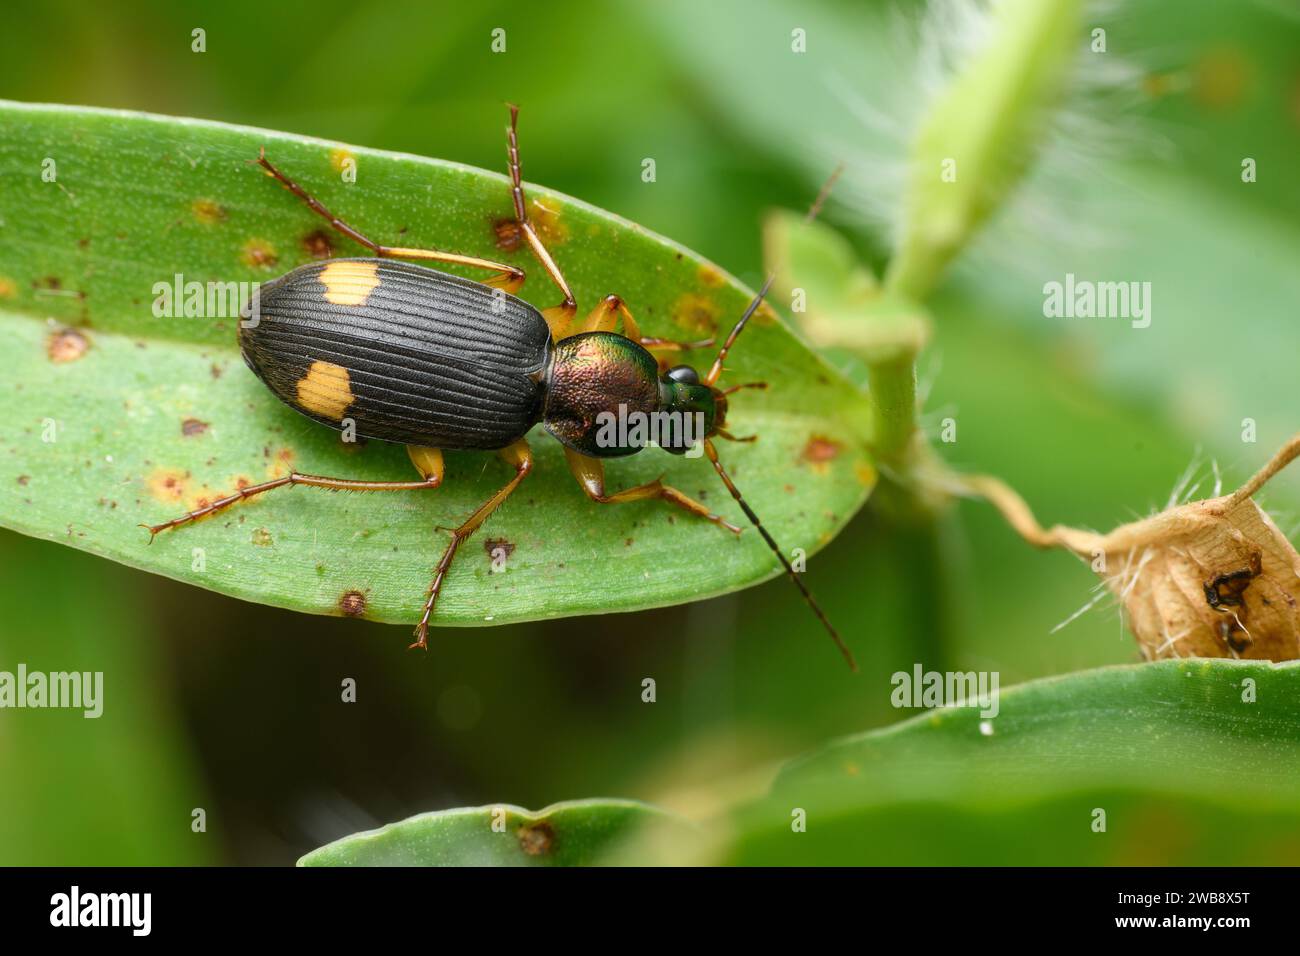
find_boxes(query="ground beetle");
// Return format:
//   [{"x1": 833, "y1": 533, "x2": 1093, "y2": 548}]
[{"x1": 145, "y1": 106, "x2": 855, "y2": 669}]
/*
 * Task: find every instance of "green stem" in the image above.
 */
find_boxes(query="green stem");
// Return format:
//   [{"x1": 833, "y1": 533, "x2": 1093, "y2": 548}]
[
  {"x1": 883, "y1": 235, "x2": 947, "y2": 309},
  {"x1": 867, "y1": 353, "x2": 918, "y2": 462}
]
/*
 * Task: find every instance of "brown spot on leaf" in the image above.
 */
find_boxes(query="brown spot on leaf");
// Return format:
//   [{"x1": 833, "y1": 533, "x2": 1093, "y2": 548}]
[
  {"x1": 250, "y1": 527, "x2": 274, "y2": 547},
  {"x1": 801, "y1": 435, "x2": 842, "y2": 473},
  {"x1": 35, "y1": 276, "x2": 62, "y2": 291},
  {"x1": 697, "y1": 263, "x2": 725, "y2": 288},
  {"x1": 242, "y1": 239, "x2": 279, "y2": 269},
  {"x1": 671, "y1": 292, "x2": 719, "y2": 336},
  {"x1": 147, "y1": 468, "x2": 190, "y2": 503},
  {"x1": 493, "y1": 217, "x2": 523, "y2": 252},
  {"x1": 339, "y1": 590, "x2": 367, "y2": 617},
  {"x1": 181, "y1": 417, "x2": 209, "y2": 437},
  {"x1": 191, "y1": 198, "x2": 228, "y2": 224},
  {"x1": 17, "y1": 475, "x2": 30, "y2": 486},
  {"x1": 493, "y1": 198, "x2": 568, "y2": 251},
  {"x1": 266, "y1": 447, "x2": 296, "y2": 477},
  {"x1": 517, "y1": 820, "x2": 555, "y2": 857},
  {"x1": 484, "y1": 537, "x2": 515, "y2": 562},
  {"x1": 302, "y1": 229, "x2": 334, "y2": 259},
  {"x1": 47, "y1": 327, "x2": 90, "y2": 363}
]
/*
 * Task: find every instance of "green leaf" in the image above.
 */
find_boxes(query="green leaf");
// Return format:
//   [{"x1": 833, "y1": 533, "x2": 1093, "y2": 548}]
[
  {"x1": 0, "y1": 101, "x2": 873, "y2": 629},
  {"x1": 297, "y1": 799, "x2": 685, "y2": 867},
  {"x1": 765, "y1": 210, "x2": 930, "y2": 366},
  {"x1": 713, "y1": 660, "x2": 1300, "y2": 865}
]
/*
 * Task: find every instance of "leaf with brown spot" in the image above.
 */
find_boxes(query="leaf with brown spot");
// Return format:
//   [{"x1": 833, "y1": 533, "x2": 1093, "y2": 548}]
[
  {"x1": 191, "y1": 198, "x2": 227, "y2": 224},
  {"x1": 298, "y1": 800, "x2": 688, "y2": 866},
  {"x1": 46, "y1": 326, "x2": 89, "y2": 363},
  {"x1": 338, "y1": 589, "x2": 367, "y2": 617},
  {"x1": 801, "y1": 434, "x2": 842, "y2": 470},
  {"x1": 0, "y1": 101, "x2": 874, "y2": 631},
  {"x1": 301, "y1": 229, "x2": 334, "y2": 259},
  {"x1": 240, "y1": 238, "x2": 279, "y2": 269}
]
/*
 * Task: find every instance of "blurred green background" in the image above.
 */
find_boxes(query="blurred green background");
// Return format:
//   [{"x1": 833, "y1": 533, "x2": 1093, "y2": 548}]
[{"x1": 2, "y1": 0, "x2": 1299, "y2": 864}]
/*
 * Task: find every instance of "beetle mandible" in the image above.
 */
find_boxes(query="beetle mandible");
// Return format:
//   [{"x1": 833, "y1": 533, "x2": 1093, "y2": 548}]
[{"x1": 144, "y1": 105, "x2": 855, "y2": 669}]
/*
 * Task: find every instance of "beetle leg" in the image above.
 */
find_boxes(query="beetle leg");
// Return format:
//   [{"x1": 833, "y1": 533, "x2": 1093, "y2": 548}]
[
  {"x1": 563, "y1": 447, "x2": 741, "y2": 535},
  {"x1": 505, "y1": 104, "x2": 578, "y2": 332},
  {"x1": 142, "y1": 446, "x2": 445, "y2": 539},
  {"x1": 411, "y1": 439, "x2": 533, "y2": 650},
  {"x1": 574, "y1": 295, "x2": 716, "y2": 359},
  {"x1": 254, "y1": 149, "x2": 525, "y2": 292}
]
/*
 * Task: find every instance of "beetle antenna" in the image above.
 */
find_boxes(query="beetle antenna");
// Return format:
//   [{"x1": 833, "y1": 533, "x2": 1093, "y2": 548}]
[
  {"x1": 704, "y1": 439, "x2": 857, "y2": 671},
  {"x1": 704, "y1": 164, "x2": 844, "y2": 387}
]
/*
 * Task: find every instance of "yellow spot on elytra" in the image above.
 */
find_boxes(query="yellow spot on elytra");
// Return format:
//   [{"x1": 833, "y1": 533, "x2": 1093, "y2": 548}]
[
  {"x1": 320, "y1": 260, "x2": 380, "y2": 306},
  {"x1": 297, "y1": 361, "x2": 354, "y2": 420}
]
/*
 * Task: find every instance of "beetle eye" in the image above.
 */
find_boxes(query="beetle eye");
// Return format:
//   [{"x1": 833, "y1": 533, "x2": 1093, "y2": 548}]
[{"x1": 666, "y1": 365, "x2": 700, "y2": 385}]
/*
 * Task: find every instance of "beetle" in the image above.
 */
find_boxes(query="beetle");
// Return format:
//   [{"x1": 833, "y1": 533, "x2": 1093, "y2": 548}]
[{"x1": 144, "y1": 105, "x2": 855, "y2": 670}]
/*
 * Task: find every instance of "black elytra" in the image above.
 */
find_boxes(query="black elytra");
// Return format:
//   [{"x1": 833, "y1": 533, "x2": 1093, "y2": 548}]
[{"x1": 241, "y1": 258, "x2": 551, "y2": 449}]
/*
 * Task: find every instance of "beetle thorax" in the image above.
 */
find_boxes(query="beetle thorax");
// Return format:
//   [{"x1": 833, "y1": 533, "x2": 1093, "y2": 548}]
[{"x1": 543, "y1": 332, "x2": 661, "y2": 458}]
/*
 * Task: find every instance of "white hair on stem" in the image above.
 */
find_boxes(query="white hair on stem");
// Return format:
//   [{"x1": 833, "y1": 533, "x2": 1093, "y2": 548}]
[{"x1": 817, "y1": 0, "x2": 1171, "y2": 280}]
